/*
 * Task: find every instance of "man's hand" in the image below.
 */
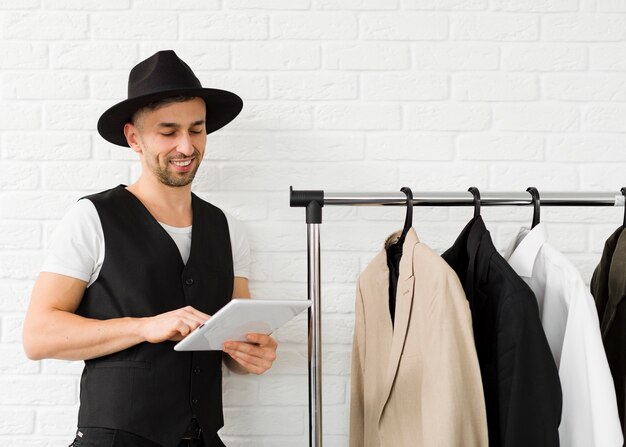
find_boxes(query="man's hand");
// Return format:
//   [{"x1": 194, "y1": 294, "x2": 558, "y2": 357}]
[
  {"x1": 141, "y1": 306, "x2": 209, "y2": 343},
  {"x1": 223, "y1": 333, "x2": 278, "y2": 375}
]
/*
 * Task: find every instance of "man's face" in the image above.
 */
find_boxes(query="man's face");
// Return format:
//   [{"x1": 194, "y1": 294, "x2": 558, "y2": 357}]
[{"x1": 128, "y1": 97, "x2": 207, "y2": 188}]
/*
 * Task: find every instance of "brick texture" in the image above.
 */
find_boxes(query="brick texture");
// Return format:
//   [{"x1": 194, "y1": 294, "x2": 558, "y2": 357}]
[{"x1": 1, "y1": 2, "x2": 624, "y2": 446}]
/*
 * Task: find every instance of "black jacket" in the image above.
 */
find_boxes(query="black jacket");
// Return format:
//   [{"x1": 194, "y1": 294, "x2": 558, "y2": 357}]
[
  {"x1": 591, "y1": 225, "x2": 626, "y2": 438},
  {"x1": 76, "y1": 185, "x2": 233, "y2": 447},
  {"x1": 442, "y1": 216, "x2": 561, "y2": 447}
]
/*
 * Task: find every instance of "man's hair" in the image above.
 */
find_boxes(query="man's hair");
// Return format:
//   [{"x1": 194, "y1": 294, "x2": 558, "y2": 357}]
[{"x1": 130, "y1": 95, "x2": 200, "y2": 128}]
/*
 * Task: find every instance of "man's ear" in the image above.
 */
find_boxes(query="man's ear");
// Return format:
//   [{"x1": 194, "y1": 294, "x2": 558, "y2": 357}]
[{"x1": 123, "y1": 122, "x2": 142, "y2": 154}]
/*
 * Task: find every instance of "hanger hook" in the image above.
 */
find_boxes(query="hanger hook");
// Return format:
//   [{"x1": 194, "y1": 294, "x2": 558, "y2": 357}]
[
  {"x1": 397, "y1": 187, "x2": 413, "y2": 245},
  {"x1": 620, "y1": 187, "x2": 626, "y2": 228},
  {"x1": 468, "y1": 187, "x2": 480, "y2": 219},
  {"x1": 526, "y1": 187, "x2": 540, "y2": 229}
]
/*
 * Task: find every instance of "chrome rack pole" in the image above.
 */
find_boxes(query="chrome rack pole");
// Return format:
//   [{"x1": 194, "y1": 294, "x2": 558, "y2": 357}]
[
  {"x1": 290, "y1": 187, "x2": 324, "y2": 447},
  {"x1": 323, "y1": 191, "x2": 623, "y2": 207},
  {"x1": 307, "y1": 221, "x2": 322, "y2": 447},
  {"x1": 289, "y1": 187, "x2": 624, "y2": 447}
]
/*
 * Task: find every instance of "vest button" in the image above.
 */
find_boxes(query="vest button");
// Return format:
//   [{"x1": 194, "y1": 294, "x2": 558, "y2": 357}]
[
  {"x1": 185, "y1": 278, "x2": 194, "y2": 286},
  {"x1": 192, "y1": 398, "x2": 198, "y2": 405},
  {"x1": 193, "y1": 367, "x2": 201, "y2": 374}
]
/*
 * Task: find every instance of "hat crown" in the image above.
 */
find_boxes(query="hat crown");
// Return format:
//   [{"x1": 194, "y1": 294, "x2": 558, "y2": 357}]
[
  {"x1": 128, "y1": 50, "x2": 202, "y2": 99},
  {"x1": 98, "y1": 49, "x2": 243, "y2": 147}
]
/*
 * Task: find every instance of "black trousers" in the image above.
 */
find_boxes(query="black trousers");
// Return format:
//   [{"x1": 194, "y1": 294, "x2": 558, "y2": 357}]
[{"x1": 68, "y1": 427, "x2": 222, "y2": 447}]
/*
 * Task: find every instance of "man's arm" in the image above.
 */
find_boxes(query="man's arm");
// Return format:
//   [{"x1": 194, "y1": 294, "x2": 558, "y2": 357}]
[
  {"x1": 23, "y1": 272, "x2": 208, "y2": 361},
  {"x1": 232, "y1": 276, "x2": 251, "y2": 299}
]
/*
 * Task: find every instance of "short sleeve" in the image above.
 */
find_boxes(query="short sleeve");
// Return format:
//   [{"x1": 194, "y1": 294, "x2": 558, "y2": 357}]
[
  {"x1": 40, "y1": 199, "x2": 104, "y2": 286},
  {"x1": 224, "y1": 212, "x2": 251, "y2": 279}
]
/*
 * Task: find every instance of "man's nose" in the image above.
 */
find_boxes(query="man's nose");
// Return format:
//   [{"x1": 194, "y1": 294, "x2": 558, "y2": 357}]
[{"x1": 177, "y1": 132, "x2": 195, "y2": 156}]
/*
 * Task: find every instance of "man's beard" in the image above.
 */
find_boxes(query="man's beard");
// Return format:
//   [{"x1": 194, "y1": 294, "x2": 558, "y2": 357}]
[{"x1": 150, "y1": 150, "x2": 201, "y2": 187}]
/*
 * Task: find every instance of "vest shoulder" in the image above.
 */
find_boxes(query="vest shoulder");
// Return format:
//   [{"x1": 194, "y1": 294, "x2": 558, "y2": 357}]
[
  {"x1": 192, "y1": 193, "x2": 227, "y2": 219},
  {"x1": 81, "y1": 185, "x2": 127, "y2": 204},
  {"x1": 80, "y1": 188, "x2": 229, "y2": 227}
]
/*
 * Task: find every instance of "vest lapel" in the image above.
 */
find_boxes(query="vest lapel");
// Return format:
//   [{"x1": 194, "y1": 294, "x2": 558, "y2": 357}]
[
  {"x1": 120, "y1": 185, "x2": 186, "y2": 267},
  {"x1": 377, "y1": 228, "x2": 418, "y2": 424},
  {"x1": 184, "y1": 193, "x2": 202, "y2": 269}
]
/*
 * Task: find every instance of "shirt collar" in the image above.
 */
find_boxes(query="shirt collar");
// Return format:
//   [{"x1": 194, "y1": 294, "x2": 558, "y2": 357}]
[{"x1": 505, "y1": 222, "x2": 548, "y2": 278}]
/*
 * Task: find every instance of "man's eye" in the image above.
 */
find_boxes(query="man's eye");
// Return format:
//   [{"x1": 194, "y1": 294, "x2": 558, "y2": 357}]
[
  {"x1": 161, "y1": 132, "x2": 175, "y2": 137},
  {"x1": 190, "y1": 129, "x2": 203, "y2": 134}
]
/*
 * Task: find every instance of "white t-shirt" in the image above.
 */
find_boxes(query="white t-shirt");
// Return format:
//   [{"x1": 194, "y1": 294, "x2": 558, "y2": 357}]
[{"x1": 41, "y1": 198, "x2": 251, "y2": 287}]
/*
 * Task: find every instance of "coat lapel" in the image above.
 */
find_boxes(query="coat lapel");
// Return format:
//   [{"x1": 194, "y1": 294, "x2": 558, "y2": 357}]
[{"x1": 376, "y1": 228, "x2": 418, "y2": 423}]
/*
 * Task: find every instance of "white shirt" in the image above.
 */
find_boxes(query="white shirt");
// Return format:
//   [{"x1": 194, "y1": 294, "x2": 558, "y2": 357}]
[
  {"x1": 504, "y1": 223, "x2": 623, "y2": 447},
  {"x1": 42, "y1": 198, "x2": 251, "y2": 287}
]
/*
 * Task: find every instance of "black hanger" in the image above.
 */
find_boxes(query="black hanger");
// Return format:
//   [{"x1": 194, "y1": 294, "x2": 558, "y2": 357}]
[
  {"x1": 397, "y1": 187, "x2": 413, "y2": 246},
  {"x1": 620, "y1": 187, "x2": 626, "y2": 228},
  {"x1": 468, "y1": 187, "x2": 480, "y2": 219},
  {"x1": 527, "y1": 187, "x2": 540, "y2": 229}
]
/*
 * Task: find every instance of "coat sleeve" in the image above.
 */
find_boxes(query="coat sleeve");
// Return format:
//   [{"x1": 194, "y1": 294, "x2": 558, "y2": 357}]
[
  {"x1": 349, "y1": 281, "x2": 366, "y2": 447},
  {"x1": 420, "y1": 271, "x2": 489, "y2": 447},
  {"x1": 497, "y1": 291, "x2": 562, "y2": 447}
]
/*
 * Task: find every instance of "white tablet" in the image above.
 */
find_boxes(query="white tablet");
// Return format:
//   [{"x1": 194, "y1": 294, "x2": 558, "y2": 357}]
[{"x1": 174, "y1": 299, "x2": 311, "y2": 351}]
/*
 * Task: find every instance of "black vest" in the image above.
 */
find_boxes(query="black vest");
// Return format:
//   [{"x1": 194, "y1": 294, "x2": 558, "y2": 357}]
[{"x1": 75, "y1": 185, "x2": 233, "y2": 447}]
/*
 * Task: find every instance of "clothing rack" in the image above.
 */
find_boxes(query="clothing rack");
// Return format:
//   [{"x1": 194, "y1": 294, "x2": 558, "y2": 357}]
[{"x1": 288, "y1": 187, "x2": 625, "y2": 447}]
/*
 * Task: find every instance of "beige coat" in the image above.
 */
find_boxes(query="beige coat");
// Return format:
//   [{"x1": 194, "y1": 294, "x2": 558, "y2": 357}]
[{"x1": 350, "y1": 228, "x2": 488, "y2": 447}]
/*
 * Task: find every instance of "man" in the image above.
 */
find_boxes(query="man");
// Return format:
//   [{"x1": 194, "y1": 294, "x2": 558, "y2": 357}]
[{"x1": 22, "y1": 50, "x2": 277, "y2": 447}]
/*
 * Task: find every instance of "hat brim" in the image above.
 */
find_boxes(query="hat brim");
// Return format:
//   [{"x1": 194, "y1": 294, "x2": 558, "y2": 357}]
[{"x1": 97, "y1": 87, "x2": 243, "y2": 147}]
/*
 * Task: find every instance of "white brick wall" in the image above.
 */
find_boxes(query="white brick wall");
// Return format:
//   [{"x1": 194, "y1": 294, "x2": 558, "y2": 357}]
[{"x1": 1, "y1": 1, "x2": 625, "y2": 446}]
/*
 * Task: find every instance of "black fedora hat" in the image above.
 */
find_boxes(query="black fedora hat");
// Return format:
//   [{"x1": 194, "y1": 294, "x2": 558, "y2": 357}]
[{"x1": 97, "y1": 50, "x2": 243, "y2": 147}]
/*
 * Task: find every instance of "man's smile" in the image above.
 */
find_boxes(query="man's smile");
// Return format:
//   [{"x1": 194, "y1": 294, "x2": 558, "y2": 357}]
[{"x1": 169, "y1": 157, "x2": 195, "y2": 171}]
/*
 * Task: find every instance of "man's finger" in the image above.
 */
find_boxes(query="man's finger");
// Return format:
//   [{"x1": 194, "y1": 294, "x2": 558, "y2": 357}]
[
  {"x1": 175, "y1": 318, "x2": 200, "y2": 337},
  {"x1": 230, "y1": 355, "x2": 264, "y2": 375},
  {"x1": 227, "y1": 344, "x2": 276, "y2": 365},
  {"x1": 225, "y1": 341, "x2": 263, "y2": 357},
  {"x1": 180, "y1": 306, "x2": 210, "y2": 322},
  {"x1": 227, "y1": 348, "x2": 257, "y2": 364},
  {"x1": 246, "y1": 333, "x2": 276, "y2": 347},
  {"x1": 227, "y1": 349, "x2": 270, "y2": 374},
  {"x1": 175, "y1": 322, "x2": 191, "y2": 337}
]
